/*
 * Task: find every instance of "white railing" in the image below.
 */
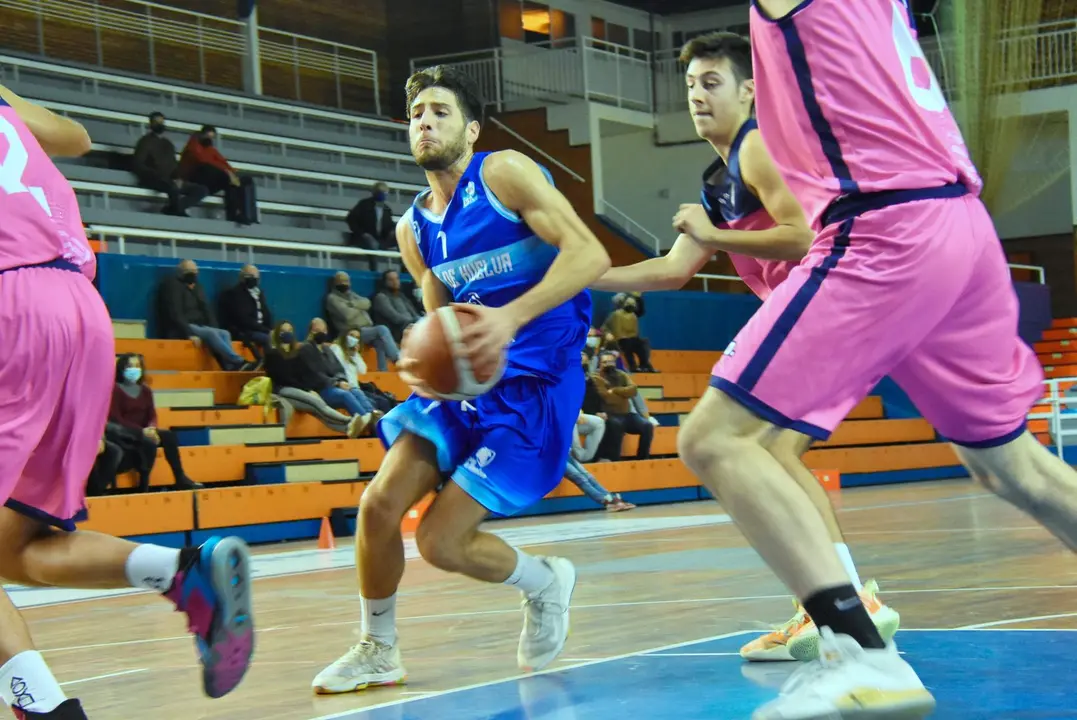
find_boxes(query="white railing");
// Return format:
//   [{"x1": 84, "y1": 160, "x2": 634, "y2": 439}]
[
  {"x1": 489, "y1": 116, "x2": 585, "y2": 183},
  {"x1": 599, "y1": 198, "x2": 664, "y2": 255},
  {"x1": 89, "y1": 225, "x2": 401, "y2": 267},
  {"x1": 0, "y1": 0, "x2": 381, "y2": 114},
  {"x1": 1029, "y1": 377, "x2": 1077, "y2": 458},
  {"x1": 411, "y1": 37, "x2": 653, "y2": 114}
]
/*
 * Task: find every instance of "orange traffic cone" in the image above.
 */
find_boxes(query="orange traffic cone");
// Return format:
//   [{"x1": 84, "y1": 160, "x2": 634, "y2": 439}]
[{"x1": 317, "y1": 516, "x2": 336, "y2": 550}]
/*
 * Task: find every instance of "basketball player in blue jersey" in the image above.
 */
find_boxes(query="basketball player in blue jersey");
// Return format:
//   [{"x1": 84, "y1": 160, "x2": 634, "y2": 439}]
[
  {"x1": 593, "y1": 32, "x2": 899, "y2": 664},
  {"x1": 312, "y1": 65, "x2": 611, "y2": 694}
]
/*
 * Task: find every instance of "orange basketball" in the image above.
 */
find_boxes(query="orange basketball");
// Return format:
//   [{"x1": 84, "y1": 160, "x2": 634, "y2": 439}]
[{"x1": 400, "y1": 307, "x2": 505, "y2": 400}]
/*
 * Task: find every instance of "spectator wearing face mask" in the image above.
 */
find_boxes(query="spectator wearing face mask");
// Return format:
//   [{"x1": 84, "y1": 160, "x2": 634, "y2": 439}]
[
  {"x1": 131, "y1": 111, "x2": 208, "y2": 216},
  {"x1": 602, "y1": 293, "x2": 656, "y2": 373},
  {"x1": 178, "y1": 124, "x2": 258, "y2": 225},
  {"x1": 371, "y1": 270, "x2": 422, "y2": 344},
  {"x1": 324, "y1": 271, "x2": 400, "y2": 371},
  {"x1": 156, "y1": 259, "x2": 253, "y2": 371},
  {"x1": 217, "y1": 264, "x2": 273, "y2": 361},
  {"x1": 303, "y1": 318, "x2": 376, "y2": 434},
  {"x1": 346, "y1": 183, "x2": 395, "y2": 253},
  {"x1": 591, "y1": 351, "x2": 653, "y2": 460}
]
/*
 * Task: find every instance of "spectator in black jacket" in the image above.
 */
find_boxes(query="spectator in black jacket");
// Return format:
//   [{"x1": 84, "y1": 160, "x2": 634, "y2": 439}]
[
  {"x1": 131, "y1": 112, "x2": 208, "y2": 216},
  {"x1": 217, "y1": 264, "x2": 273, "y2": 360},
  {"x1": 346, "y1": 183, "x2": 395, "y2": 252},
  {"x1": 156, "y1": 259, "x2": 250, "y2": 370},
  {"x1": 371, "y1": 270, "x2": 421, "y2": 344}
]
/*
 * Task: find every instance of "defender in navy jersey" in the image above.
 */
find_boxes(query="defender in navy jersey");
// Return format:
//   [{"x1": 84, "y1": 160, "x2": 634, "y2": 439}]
[
  {"x1": 313, "y1": 66, "x2": 611, "y2": 694},
  {"x1": 592, "y1": 32, "x2": 900, "y2": 665}
]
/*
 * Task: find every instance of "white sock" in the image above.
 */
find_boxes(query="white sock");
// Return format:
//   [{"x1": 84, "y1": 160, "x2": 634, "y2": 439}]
[
  {"x1": 503, "y1": 548, "x2": 554, "y2": 598},
  {"x1": 361, "y1": 594, "x2": 397, "y2": 646},
  {"x1": 834, "y1": 543, "x2": 863, "y2": 591},
  {"x1": 0, "y1": 651, "x2": 66, "y2": 713},
  {"x1": 124, "y1": 544, "x2": 182, "y2": 592}
]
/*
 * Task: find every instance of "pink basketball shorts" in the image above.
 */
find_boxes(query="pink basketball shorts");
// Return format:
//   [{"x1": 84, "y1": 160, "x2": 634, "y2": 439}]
[
  {"x1": 712, "y1": 189, "x2": 1044, "y2": 446},
  {"x1": 0, "y1": 262, "x2": 115, "y2": 530}
]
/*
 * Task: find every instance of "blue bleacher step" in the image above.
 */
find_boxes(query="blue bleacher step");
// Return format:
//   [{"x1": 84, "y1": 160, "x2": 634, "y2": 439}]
[
  {"x1": 247, "y1": 459, "x2": 360, "y2": 485},
  {"x1": 173, "y1": 423, "x2": 286, "y2": 447}
]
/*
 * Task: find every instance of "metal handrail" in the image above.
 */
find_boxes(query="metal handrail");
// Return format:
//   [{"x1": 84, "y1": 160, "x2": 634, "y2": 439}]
[{"x1": 489, "y1": 117, "x2": 585, "y2": 183}]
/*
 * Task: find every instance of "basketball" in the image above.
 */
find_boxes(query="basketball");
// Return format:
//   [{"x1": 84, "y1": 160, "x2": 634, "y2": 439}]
[{"x1": 400, "y1": 306, "x2": 505, "y2": 401}]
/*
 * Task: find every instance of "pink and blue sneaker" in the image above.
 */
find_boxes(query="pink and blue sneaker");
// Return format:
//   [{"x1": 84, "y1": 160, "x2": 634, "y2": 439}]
[{"x1": 165, "y1": 536, "x2": 255, "y2": 699}]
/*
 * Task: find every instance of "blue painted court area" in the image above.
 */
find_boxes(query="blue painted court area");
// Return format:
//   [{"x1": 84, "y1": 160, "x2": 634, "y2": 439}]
[{"x1": 322, "y1": 629, "x2": 1075, "y2": 720}]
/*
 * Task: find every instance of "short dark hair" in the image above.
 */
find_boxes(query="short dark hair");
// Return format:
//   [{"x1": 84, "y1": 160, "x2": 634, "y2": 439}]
[
  {"x1": 679, "y1": 32, "x2": 753, "y2": 84},
  {"x1": 200, "y1": 124, "x2": 217, "y2": 134},
  {"x1": 115, "y1": 353, "x2": 146, "y2": 383},
  {"x1": 149, "y1": 111, "x2": 164, "y2": 122},
  {"x1": 405, "y1": 65, "x2": 485, "y2": 127}
]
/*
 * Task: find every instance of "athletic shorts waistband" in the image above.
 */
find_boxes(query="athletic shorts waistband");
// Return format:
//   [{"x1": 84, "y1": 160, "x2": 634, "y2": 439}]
[
  {"x1": 0, "y1": 258, "x2": 82, "y2": 276},
  {"x1": 822, "y1": 182, "x2": 968, "y2": 227}
]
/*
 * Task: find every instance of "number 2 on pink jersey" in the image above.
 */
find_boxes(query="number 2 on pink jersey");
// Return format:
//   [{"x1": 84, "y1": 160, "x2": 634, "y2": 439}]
[{"x1": 0, "y1": 116, "x2": 53, "y2": 217}]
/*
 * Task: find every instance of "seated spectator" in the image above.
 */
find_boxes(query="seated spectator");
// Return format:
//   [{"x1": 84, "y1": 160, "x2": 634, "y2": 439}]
[
  {"x1": 591, "y1": 351, "x2": 653, "y2": 460},
  {"x1": 305, "y1": 318, "x2": 377, "y2": 433},
  {"x1": 563, "y1": 458, "x2": 635, "y2": 512},
  {"x1": 131, "y1": 111, "x2": 208, "y2": 216},
  {"x1": 87, "y1": 437, "x2": 122, "y2": 497},
  {"x1": 346, "y1": 182, "x2": 395, "y2": 253},
  {"x1": 178, "y1": 124, "x2": 258, "y2": 225},
  {"x1": 331, "y1": 329, "x2": 398, "y2": 415},
  {"x1": 573, "y1": 409, "x2": 606, "y2": 463},
  {"x1": 324, "y1": 271, "x2": 400, "y2": 371},
  {"x1": 263, "y1": 321, "x2": 364, "y2": 437},
  {"x1": 218, "y1": 264, "x2": 273, "y2": 361},
  {"x1": 106, "y1": 354, "x2": 201, "y2": 492},
  {"x1": 157, "y1": 260, "x2": 253, "y2": 371},
  {"x1": 371, "y1": 270, "x2": 421, "y2": 344},
  {"x1": 603, "y1": 294, "x2": 655, "y2": 372}
]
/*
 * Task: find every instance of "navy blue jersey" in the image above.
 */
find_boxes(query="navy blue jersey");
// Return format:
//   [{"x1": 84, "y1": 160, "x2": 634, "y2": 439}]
[{"x1": 700, "y1": 118, "x2": 764, "y2": 228}]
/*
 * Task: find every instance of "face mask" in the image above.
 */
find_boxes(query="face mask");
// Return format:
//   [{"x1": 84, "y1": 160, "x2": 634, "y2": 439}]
[
  {"x1": 346, "y1": 335, "x2": 360, "y2": 349},
  {"x1": 313, "y1": 332, "x2": 329, "y2": 344},
  {"x1": 374, "y1": 191, "x2": 387, "y2": 203},
  {"x1": 335, "y1": 284, "x2": 350, "y2": 293},
  {"x1": 278, "y1": 331, "x2": 295, "y2": 344},
  {"x1": 151, "y1": 124, "x2": 166, "y2": 134},
  {"x1": 603, "y1": 365, "x2": 616, "y2": 373},
  {"x1": 123, "y1": 367, "x2": 142, "y2": 383},
  {"x1": 199, "y1": 136, "x2": 213, "y2": 147},
  {"x1": 180, "y1": 271, "x2": 197, "y2": 284},
  {"x1": 586, "y1": 337, "x2": 600, "y2": 348},
  {"x1": 243, "y1": 276, "x2": 259, "y2": 289},
  {"x1": 624, "y1": 303, "x2": 636, "y2": 312}
]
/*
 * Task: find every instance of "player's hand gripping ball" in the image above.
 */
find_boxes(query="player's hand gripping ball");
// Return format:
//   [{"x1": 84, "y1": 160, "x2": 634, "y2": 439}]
[{"x1": 398, "y1": 306, "x2": 506, "y2": 401}]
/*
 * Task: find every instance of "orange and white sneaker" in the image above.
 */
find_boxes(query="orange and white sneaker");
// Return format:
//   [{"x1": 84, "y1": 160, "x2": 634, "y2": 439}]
[{"x1": 741, "y1": 580, "x2": 900, "y2": 663}]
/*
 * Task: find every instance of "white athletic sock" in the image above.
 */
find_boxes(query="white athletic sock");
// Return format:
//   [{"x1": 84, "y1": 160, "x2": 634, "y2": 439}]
[
  {"x1": 124, "y1": 544, "x2": 182, "y2": 592},
  {"x1": 361, "y1": 594, "x2": 397, "y2": 646},
  {"x1": 834, "y1": 543, "x2": 863, "y2": 591},
  {"x1": 503, "y1": 548, "x2": 554, "y2": 598},
  {"x1": 0, "y1": 651, "x2": 66, "y2": 713}
]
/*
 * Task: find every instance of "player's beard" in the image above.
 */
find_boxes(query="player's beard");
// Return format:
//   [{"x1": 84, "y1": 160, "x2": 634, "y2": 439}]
[{"x1": 414, "y1": 131, "x2": 468, "y2": 171}]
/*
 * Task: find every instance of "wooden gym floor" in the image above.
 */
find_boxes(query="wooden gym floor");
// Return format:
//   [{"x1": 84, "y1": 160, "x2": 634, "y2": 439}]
[{"x1": 16, "y1": 478, "x2": 1077, "y2": 719}]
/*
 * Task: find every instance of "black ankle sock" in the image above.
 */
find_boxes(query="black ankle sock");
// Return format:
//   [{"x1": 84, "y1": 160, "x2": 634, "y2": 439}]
[
  {"x1": 178, "y1": 546, "x2": 201, "y2": 573},
  {"x1": 17, "y1": 699, "x2": 88, "y2": 720},
  {"x1": 802, "y1": 584, "x2": 886, "y2": 650}
]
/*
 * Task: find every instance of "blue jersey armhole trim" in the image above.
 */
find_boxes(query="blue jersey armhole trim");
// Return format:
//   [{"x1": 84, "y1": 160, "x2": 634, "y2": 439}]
[
  {"x1": 0, "y1": 97, "x2": 9, "y2": 108},
  {"x1": 751, "y1": 0, "x2": 816, "y2": 24},
  {"x1": 479, "y1": 153, "x2": 523, "y2": 224}
]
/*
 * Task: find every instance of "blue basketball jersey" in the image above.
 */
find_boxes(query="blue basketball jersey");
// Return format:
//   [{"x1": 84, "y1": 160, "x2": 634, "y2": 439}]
[
  {"x1": 404, "y1": 151, "x2": 591, "y2": 383},
  {"x1": 700, "y1": 119, "x2": 764, "y2": 228}
]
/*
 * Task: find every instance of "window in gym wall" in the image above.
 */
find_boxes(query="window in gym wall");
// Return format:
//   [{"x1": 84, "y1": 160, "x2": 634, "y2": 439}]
[{"x1": 522, "y1": 1, "x2": 551, "y2": 44}]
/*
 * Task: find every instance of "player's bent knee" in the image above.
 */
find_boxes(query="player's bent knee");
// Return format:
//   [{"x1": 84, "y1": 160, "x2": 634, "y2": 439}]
[
  {"x1": 677, "y1": 388, "x2": 763, "y2": 474},
  {"x1": 414, "y1": 519, "x2": 467, "y2": 572},
  {"x1": 358, "y1": 482, "x2": 409, "y2": 536}
]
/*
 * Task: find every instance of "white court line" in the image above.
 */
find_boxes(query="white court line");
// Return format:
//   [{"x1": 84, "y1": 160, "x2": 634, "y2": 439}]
[
  {"x1": 958, "y1": 612, "x2": 1077, "y2": 629},
  {"x1": 59, "y1": 668, "x2": 147, "y2": 686},
  {"x1": 644, "y1": 652, "x2": 740, "y2": 657},
  {"x1": 307, "y1": 630, "x2": 757, "y2": 720}
]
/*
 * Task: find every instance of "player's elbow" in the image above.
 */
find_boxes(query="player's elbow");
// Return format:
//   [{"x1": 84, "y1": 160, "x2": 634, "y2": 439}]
[
  {"x1": 43, "y1": 121, "x2": 92, "y2": 158},
  {"x1": 787, "y1": 227, "x2": 813, "y2": 260}
]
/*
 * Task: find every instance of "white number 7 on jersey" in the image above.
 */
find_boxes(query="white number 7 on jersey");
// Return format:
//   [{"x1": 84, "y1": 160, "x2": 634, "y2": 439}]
[
  {"x1": 891, "y1": 0, "x2": 947, "y2": 113},
  {"x1": 0, "y1": 116, "x2": 53, "y2": 216}
]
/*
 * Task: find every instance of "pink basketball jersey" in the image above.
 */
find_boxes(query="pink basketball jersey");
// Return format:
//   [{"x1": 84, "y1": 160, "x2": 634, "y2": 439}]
[
  {"x1": 0, "y1": 100, "x2": 95, "y2": 279},
  {"x1": 749, "y1": 0, "x2": 982, "y2": 227},
  {"x1": 726, "y1": 211, "x2": 795, "y2": 302}
]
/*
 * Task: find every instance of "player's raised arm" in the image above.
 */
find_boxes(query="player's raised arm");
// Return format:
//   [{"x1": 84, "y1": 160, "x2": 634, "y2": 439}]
[
  {"x1": 673, "y1": 131, "x2": 812, "y2": 262},
  {"x1": 395, "y1": 215, "x2": 450, "y2": 314},
  {"x1": 0, "y1": 84, "x2": 91, "y2": 158},
  {"x1": 592, "y1": 234, "x2": 712, "y2": 292},
  {"x1": 482, "y1": 149, "x2": 611, "y2": 325}
]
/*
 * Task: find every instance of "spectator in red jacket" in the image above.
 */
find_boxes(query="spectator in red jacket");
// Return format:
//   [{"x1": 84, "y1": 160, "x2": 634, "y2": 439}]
[{"x1": 178, "y1": 125, "x2": 258, "y2": 225}]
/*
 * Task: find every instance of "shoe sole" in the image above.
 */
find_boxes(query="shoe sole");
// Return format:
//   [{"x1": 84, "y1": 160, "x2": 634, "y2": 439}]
[
  {"x1": 313, "y1": 670, "x2": 408, "y2": 695},
  {"x1": 787, "y1": 608, "x2": 901, "y2": 663},
  {"x1": 740, "y1": 643, "x2": 796, "y2": 662},
  {"x1": 519, "y1": 559, "x2": 577, "y2": 672},
  {"x1": 752, "y1": 690, "x2": 936, "y2": 720},
  {"x1": 202, "y1": 536, "x2": 256, "y2": 699}
]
